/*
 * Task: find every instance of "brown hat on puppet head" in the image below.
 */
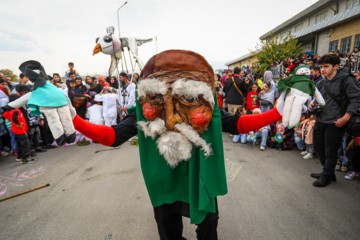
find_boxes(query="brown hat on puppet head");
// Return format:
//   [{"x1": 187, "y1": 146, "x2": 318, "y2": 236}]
[{"x1": 140, "y1": 50, "x2": 214, "y2": 87}]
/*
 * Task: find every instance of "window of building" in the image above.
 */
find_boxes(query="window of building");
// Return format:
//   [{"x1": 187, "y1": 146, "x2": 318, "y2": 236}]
[
  {"x1": 295, "y1": 23, "x2": 303, "y2": 32},
  {"x1": 346, "y1": 0, "x2": 359, "y2": 10},
  {"x1": 355, "y1": 34, "x2": 360, "y2": 48},
  {"x1": 315, "y1": 10, "x2": 328, "y2": 23},
  {"x1": 340, "y1": 37, "x2": 352, "y2": 54},
  {"x1": 329, "y1": 40, "x2": 339, "y2": 53}
]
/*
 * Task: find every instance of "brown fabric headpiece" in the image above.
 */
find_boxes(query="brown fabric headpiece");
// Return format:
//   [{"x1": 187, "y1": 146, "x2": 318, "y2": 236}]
[{"x1": 140, "y1": 50, "x2": 214, "y2": 79}]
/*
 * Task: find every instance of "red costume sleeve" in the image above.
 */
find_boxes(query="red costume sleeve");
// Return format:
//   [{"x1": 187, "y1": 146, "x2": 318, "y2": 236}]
[
  {"x1": 73, "y1": 115, "x2": 115, "y2": 146},
  {"x1": 237, "y1": 108, "x2": 282, "y2": 134}
]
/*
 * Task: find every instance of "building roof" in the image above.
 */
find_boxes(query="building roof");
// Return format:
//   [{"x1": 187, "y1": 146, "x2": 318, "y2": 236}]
[
  {"x1": 260, "y1": 0, "x2": 334, "y2": 40},
  {"x1": 225, "y1": 52, "x2": 253, "y2": 66}
]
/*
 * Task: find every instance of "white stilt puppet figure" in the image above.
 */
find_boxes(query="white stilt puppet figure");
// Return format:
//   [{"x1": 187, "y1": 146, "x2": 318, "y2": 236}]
[
  {"x1": 3, "y1": 60, "x2": 76, "y2": 145},
  {"x1": 92, "y1": 26, "x2": 152, "y2": 76}
]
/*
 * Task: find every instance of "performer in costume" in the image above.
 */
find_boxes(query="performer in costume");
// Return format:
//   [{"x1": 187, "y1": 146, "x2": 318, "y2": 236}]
[
  {"x1": 3, "y1": 61, "x2": 76, "y2": 146},
  {"x1": 65, "y1": 50, "x2": 321, "y2": 239}
]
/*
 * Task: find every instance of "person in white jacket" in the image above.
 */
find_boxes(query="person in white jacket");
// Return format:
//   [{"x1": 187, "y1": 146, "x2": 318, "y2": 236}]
[
  {"x1": 94, "y1": 87, "x2": 119, "y2": 126},
  {"x1": 117, "y1": 72, "x2": 136, "y2": 119},
  {"x1": 85, "y1": 101, "x2": 104, "y2": 125}
]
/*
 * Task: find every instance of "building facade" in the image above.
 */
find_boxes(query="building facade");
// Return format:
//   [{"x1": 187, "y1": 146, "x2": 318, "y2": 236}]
[{"x1": 226, "y1": 0, "x2": 360, "y2": 69}]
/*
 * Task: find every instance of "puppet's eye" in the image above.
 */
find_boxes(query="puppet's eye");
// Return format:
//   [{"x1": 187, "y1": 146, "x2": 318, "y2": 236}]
[
  {"x1": 185, "y1": 98, "x2": 194, "y2": 103},
  {"x1": 104, "y1": 35, "x2": 112, "y2": 43},
  {"x1": 95, "y1": 37, "x2": 99, "y2": 43}
]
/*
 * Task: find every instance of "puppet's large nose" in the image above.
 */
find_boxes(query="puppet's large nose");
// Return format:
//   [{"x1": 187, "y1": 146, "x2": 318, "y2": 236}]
[
  {"x1": 164, "y1": 91, "x2": 182, "y2": 130},
  {"x1": 92, "y1": 43, "x2": 102, "y2": 56}
]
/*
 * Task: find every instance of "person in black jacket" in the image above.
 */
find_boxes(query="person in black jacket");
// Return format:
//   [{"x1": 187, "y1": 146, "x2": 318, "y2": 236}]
[
  {"x1": 309, "y1": 54, "x2": 360, "y2": 187},
  {"x1": 223, "y1": 67, "x2": 248, "y2": 114}
]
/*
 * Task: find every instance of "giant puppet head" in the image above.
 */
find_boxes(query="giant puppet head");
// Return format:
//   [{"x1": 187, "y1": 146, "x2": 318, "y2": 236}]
[{"x1": 137, "y1": 50, "x2": 216, "y2": 168}]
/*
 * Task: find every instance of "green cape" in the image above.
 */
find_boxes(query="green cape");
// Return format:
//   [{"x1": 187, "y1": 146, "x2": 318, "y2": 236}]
[
  {"x1": 277, "y1": 66, "x2": 316, "y2": 97},
  {"x1": 134, "y1": 93, "x2": 227, "y2": 224},
  {"x1": 27, "y1": 81, "x2": 69, "y2": 116}
]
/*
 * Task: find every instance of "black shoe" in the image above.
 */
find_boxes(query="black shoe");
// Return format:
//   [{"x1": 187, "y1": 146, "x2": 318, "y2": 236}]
[
  {"x1": 30, "y1": 151, "x2": 37, "y2": 157},
  {"x1": 45, "y1": 144, "x2": 57, "y2": 149},
  {"x1": 35, "y1": 147, "x2": 47, "y2": 152},
  {"x1": 312, "y1": 176, "x2": 331, "y2": 187},
  {"x1": 55, "y1": 134, "x2": 66, "y2": 146},
  {"x1": 310, "y1": 173, "x2": 336, "y2": 182},
  {"x1": 65, "y1": 132, "x2": 76, "y2": 144}
]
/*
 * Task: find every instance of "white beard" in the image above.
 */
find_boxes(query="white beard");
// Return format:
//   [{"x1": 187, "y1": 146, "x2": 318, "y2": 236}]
[{"x1": 138, "y1": 119, "x2": 212, "y2": 168}]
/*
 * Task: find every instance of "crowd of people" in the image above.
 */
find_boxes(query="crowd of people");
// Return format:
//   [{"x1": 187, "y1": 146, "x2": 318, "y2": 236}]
[
  {"x1": 215, "y1": 54, "x2": 360, "y2": 184},
  {"x1": 0, "y1": 54, "x2": 359, "y2": 186},
  {"x1": 0, "y1": 62, "x2": 138, "y2": 165}
]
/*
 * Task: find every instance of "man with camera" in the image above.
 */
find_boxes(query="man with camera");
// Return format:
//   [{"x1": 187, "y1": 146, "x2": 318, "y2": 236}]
[{"x1": 309, "y1": 54, "x2": 360, "y2": 187}]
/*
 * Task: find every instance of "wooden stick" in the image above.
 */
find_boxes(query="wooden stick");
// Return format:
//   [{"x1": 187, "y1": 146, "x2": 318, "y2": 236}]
[{"x1": 0, "y1": 184, "x2": 50, "y2": 202}]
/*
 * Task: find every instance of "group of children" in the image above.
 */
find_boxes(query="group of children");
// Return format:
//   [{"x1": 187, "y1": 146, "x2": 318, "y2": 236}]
[{"x1": 2, "y1": 86, "x2": 48, "y2": 165}]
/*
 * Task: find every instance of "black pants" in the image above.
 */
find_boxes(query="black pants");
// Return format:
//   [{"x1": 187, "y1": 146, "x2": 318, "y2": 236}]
[
  {"x1": 39, "y1": 117, "x2": 54, "y2": 147},
  {"x1": 313, "y1": 123, "x2": 343, "y2": 178},
  {"x1": 351, "y1": 146, "x2": 360, "y2": 172},
  {"x1": 15, "y1": 134, "x2": 30, "y2": 159},
  {"x1": 154, "y1": 201, "x2": 218, "y2": 240},
  {"x1": 28, "y1": 127, "x2": 40, "y2": 150}
]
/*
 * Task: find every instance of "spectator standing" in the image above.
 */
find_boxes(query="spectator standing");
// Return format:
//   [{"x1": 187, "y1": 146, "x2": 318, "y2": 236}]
[
  {"x1": 12, "y1": 73, "x2": 32, "y2": 94},
  {"x1": 224, "y1": 67, "x2": 248, "y2": 114},
  {"x1": 245, "y1": 82, "x2": 260, "y2": 111},
  {"x1": 302, "y1": 112, "x2": 316, "y2": 160},
  {"x1": 85, "y1": 100, "x2": 104, "y2": 125},
  {"x1": 94, "y1": 76, "x2": 110, "y2": 94},
  {"x1": 2, "y1": 94, "x2": 34, "y2": 164},
  {"x1": 133, "y1": 73, "x2": 140, "y2": 84},
  {"x1": 309, "y1": 54, "x2": 360, "y2": 187},
  {"x1": 310, "y1": 66, "x2": 324, "y2": 84},
  {"x1": 294, "y1": 113, "x2": 307, "y2": 152},
  {"x1": 258, "y1": 82, "x2": 275, "y2": 113},
  {"x1": 118, "y1": 72, "x2": 136, "y2": 118},
  {"x1": 109, "y1": 76, "x2": 119, "y2": 89},
  {"x1": 4, "y1": 75, "x2": 14, "y2": 91},
  {"x1": 336, "y1": 134, "x2": 350, "y2": 172},
  {"x1": 94, "y1": 87, "x2": 118, "y2": 126}
]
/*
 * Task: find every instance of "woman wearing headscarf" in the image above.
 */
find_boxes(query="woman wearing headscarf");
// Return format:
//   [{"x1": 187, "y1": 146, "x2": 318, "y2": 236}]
[{"x1": 94, "y1": 76, "x2": 110, "y2": 94}]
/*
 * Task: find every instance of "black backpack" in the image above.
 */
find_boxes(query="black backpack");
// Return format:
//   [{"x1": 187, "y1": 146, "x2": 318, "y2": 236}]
[{"x1": 323, "y1": 73, "x2": 360, "y2": 137}]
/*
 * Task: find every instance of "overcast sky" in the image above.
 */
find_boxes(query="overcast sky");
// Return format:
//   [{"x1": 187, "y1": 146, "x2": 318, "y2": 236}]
[{"x1": 1, "y1": 0, "x2": 318, "y2": 77}]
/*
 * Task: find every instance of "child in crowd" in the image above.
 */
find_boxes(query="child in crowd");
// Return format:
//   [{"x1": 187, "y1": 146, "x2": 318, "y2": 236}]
[
  {"x1": 344, "y1": 137, "x2": 360, "y2": 180},
  {"x1": 0, "y1": 82, "x2": 10, "y2": 157},
  {"x1": 336, "y1": 134, "x2": 349, "y2": 172},
  {"x1": 86, "y1": 100, "x2": 104, "y2": 125},
  {"x1": 294, "y1": 113, "x2": 307, "y2": 152},
  {"x1": 301, "y1": 112, "x2": 315, "y2": 159},
  {"x1": 232, "y1": 106, "x2": 250, "y2": 144},
  {"x1": 258, "y1": 82, "x2": 275, "y2": 113},
  {"x1": 267, "y1": 121, "x2": 293, "y2": 151},
  {"x1": 215, "y1": 86, "x2": 223, "y2": 109},
  {"x1": 246, "y1": 108, "x2": 270, "y2": 150},
  {"x1": 2, "y1": 94, "x2": 34, "y2": 164},
  {"x1": 245, "y1": 82, "x2": 260, "y2": 111},
  {"x1": 94, "y1": 87, "x2": 119, "y2": 126}
]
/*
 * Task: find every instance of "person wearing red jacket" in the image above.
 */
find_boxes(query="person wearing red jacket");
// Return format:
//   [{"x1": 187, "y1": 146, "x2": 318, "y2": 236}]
[
  {"x1": 2, "y1": 94, "x2": 34, "y2": 164},
  {"x1": 245, "y1": 82, "x2": 260, "y2": 111}
]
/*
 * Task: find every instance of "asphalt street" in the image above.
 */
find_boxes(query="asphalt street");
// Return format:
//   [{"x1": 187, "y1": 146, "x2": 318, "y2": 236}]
[{"x1": 0, "y1": 134, "x2": 359, "y2": 240}]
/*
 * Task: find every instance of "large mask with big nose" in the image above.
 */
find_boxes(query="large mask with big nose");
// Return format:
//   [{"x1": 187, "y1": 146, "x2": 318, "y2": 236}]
[{"x1": 137, "y1": 50, "x2": 215, "y2": 168}]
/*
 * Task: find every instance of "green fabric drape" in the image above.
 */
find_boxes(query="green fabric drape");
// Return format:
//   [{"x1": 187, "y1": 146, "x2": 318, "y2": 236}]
[{"x1": 135, "y1": 93, "x2": 227, "y2": 224}]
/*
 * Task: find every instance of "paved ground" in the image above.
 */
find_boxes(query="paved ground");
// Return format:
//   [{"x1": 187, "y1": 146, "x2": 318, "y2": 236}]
[{"x1": 0, "y1": 134, "x2": 359, "y2": 240}]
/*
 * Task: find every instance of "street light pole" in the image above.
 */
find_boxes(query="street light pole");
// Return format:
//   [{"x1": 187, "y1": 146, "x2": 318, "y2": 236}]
[{"x1": 117, "y1": 1, "x2": 128, "y2": 40}]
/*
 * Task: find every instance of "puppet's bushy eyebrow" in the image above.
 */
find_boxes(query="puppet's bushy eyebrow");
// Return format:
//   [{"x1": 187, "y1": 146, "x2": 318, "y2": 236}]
[
  {"x1": 137, "y1": 78, "x2": 168, "y2": 99},
  {"x1": 171, "y1": 78, "x2": 214, "y2": 107}
]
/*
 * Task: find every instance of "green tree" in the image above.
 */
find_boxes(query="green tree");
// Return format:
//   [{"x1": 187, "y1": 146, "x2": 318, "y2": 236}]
[
  {"x1": 250, "y1": 34, "x2": 303, "y2": 74},
  {"x1": 0, "y1": 69, "x2": 19, "y2": 82}
]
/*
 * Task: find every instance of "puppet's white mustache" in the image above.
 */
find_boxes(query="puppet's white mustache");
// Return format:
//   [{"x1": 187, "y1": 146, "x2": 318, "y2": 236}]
[{"x1": 137, "y1": 119, "x2": 212, "y2": 168}]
